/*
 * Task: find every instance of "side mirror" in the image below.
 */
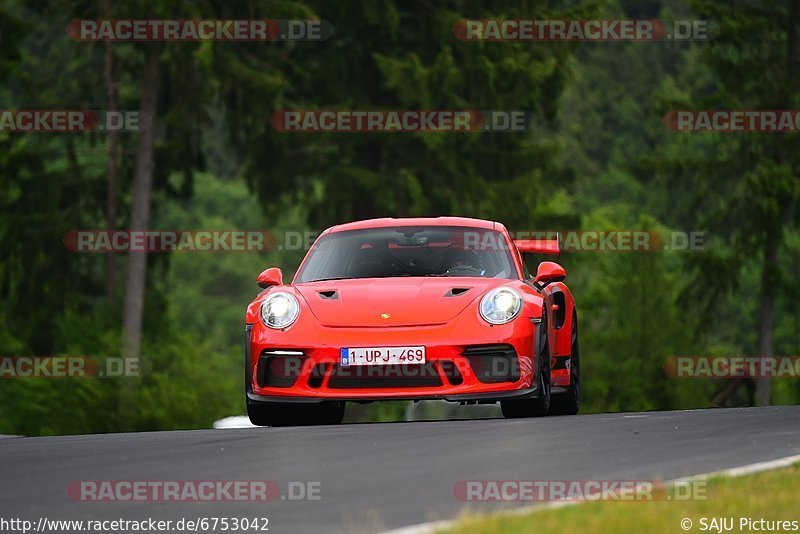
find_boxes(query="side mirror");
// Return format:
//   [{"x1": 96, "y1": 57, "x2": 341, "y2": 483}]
[
  {"x1": 257, "y1": 267, "x2": 283, "y2": 289},
  {"x1": 534, "y1": 261, "x2": 566, "y2": 288}
]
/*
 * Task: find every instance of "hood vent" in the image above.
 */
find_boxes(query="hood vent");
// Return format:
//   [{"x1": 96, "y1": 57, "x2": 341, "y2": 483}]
[
  {"x1": 317, "y1": 290, "x2": 339, "y2": 300},
  {"x1": 444, "y1": 287, "x2": 471, "y2": 297}
]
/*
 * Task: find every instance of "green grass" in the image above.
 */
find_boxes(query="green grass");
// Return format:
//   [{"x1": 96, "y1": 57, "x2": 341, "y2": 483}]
[{"x1": 438, "y1": 464, "x2": 800, "y2": 534}]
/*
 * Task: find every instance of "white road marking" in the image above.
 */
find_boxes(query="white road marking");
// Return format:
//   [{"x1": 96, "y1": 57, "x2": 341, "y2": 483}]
[{"x1": 377, "y1": 453, "x2": 800, "y2": 534}]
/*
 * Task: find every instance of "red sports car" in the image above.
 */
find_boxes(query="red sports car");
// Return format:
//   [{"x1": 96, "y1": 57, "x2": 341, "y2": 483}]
[{"x1": 245, "y1": 217, "x2": 579, "y2": 426}]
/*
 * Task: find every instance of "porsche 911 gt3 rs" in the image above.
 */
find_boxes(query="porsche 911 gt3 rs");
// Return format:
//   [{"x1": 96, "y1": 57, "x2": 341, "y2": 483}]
[{"x1": 245, "y1": 217, "x2": 579, "y2": 426}]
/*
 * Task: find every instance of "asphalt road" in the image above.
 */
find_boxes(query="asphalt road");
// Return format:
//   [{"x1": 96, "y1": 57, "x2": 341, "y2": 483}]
[{"x1": 1, "y1": 406, "x2": 800, "y2": 534}]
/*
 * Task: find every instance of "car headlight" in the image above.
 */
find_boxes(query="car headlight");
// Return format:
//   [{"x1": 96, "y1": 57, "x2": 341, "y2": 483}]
[
  {"x1": 261, "y1": 291, "x2": 300, "y2": 329},
  {"x1": 479, "y1": 287, "x2": 522, "y2": 325}
]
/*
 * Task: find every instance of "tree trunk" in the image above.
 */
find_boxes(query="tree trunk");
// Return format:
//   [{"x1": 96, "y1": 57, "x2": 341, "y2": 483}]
[
  {"x1": 103, "y1": 27, "x2": 120, "y2": 300},
  {"x1": 754, "y1": 228, "x2": 778, "y2": 406},
  {"x1": 753, "y1": 0, "x2": 800, "y2": 405},
  {"x1": 753, "y1": 0, "x2": 798, "y2": 407},
  {"x1": 121, "y1": 46, "x2": 159, "y2": 362}
]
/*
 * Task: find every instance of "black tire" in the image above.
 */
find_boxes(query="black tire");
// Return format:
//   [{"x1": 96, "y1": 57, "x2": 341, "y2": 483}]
[
  {"x1": 550, "y1": 313, "x2": 580, "y2": 415},
  {"x1": 247, "y1": 401, "x2": 345, "y2": 427},
  {"x1": 501, "y1": 332, "x2": 551, "y2": 418}
]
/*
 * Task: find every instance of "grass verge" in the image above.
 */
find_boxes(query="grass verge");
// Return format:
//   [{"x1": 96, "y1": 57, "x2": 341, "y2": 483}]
[{"x1": 438, "y1": 463, "x2": 800, "y2": 534}]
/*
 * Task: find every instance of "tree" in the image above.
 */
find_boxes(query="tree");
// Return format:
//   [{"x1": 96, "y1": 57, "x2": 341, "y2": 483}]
[
  {"x1": 684, "y1": 0, "x2": 800, "y2": 405},
  {"x1": 220, "y1": 0, "x2": 601, "y2": 232},
  {"x1": 121, "y1": 45, "x2": 159, "y2": 362}
]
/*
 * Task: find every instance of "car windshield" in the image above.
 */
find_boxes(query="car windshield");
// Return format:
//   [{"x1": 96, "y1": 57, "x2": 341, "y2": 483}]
[{"x1": 296, "y1": 226, "x2": 518, "y2": 283}]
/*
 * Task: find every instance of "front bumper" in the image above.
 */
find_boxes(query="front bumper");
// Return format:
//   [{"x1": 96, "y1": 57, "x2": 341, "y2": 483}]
[
  {"x1": 246, "y1": 387, "x2": 539, "y2": 404},
  {"x1": 246, "y1": 312, "x2": 540, "y2": 403}
]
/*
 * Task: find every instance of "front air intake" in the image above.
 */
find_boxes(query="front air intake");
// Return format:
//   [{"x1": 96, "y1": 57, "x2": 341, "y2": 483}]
[
  {"x1": 256, "y1": 350, "x2": 305, "y2": 388},
  {"x1": 462, "y1": 344, "x2": 520, "y2": 384},
  {"x1": 327, "y1": 363, "x2": 442, "y2": 389}
]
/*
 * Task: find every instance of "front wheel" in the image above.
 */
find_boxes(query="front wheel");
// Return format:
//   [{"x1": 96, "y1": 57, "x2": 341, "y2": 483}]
[
  {"x1": 247, "y1": 401, "x2": 345, "y2": 427},
  {"x1": 501, "y1": 337, "x2": 551, "y2": 418}
]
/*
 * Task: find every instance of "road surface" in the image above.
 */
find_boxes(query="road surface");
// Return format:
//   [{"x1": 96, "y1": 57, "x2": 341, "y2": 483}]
[{"x1": 1, "y1": 406, "x2": 799, "y2": 533}]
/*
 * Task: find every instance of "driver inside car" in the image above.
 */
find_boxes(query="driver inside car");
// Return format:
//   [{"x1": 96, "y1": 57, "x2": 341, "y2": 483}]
[{"x1": 441, "y1": 247, "x2": 485, "y2": 276}]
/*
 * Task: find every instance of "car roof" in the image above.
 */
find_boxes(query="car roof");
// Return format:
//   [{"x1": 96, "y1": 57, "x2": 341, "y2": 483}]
[{"x1": 325, "y1": 217, "x2": 501, "y2": 234}]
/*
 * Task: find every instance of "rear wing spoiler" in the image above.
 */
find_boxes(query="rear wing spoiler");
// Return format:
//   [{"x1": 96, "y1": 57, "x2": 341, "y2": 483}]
[{"x1": 513, "y1": 234, "x2": 560, "y2": 257}]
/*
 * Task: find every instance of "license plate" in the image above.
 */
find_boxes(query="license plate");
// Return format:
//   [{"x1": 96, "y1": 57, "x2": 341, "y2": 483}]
[{"x1": 340, "y1": 346, "x2": 426, "y2": 366}]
